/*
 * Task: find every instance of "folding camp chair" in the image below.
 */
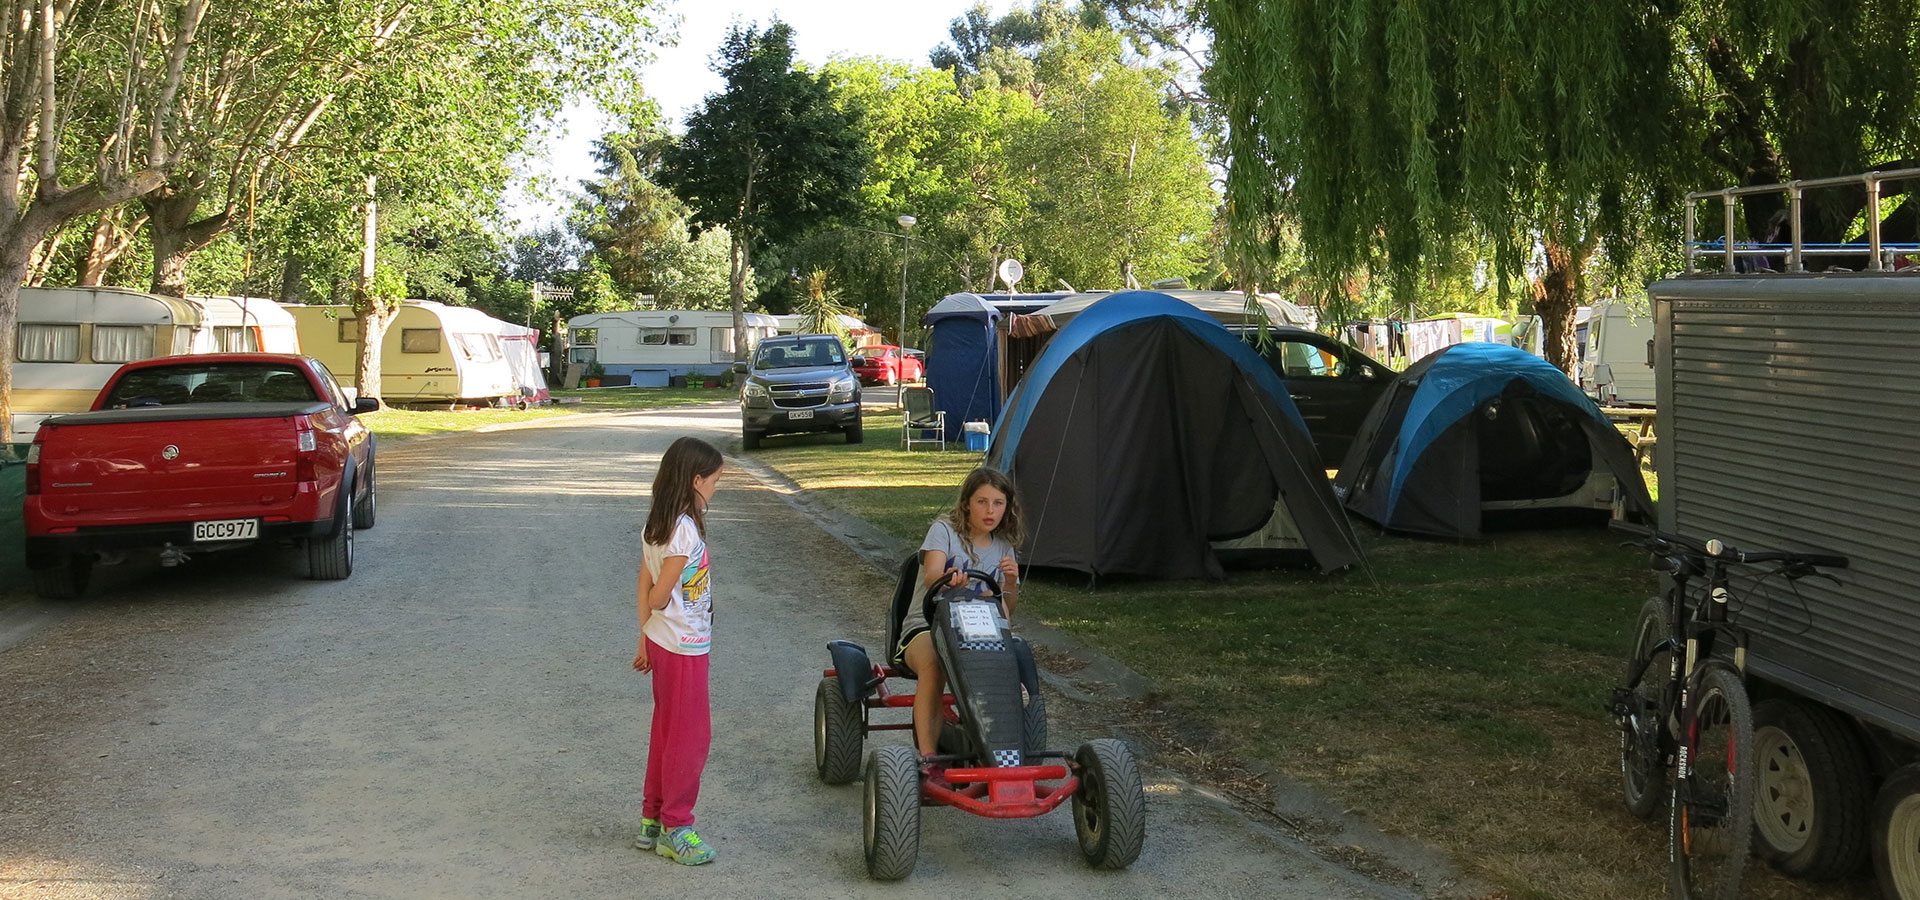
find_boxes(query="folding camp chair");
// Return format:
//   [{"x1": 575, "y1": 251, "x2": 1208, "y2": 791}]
[{"x1": 902, "y1": 385, "x2": 946, "y2": 450}]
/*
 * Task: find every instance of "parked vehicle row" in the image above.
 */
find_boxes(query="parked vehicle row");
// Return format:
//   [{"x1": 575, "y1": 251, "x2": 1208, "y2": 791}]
[{"x1": 23, "y1": 353, "x2": 379, "y2": 598}]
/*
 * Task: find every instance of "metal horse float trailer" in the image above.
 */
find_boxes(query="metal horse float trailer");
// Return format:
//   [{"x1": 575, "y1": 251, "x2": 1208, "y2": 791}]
[{"x1": 1653, "y1": 167, "x2": 1920, "y2": 894}]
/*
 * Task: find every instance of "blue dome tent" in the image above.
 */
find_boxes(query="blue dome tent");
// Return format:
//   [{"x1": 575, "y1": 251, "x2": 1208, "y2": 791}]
[
  {"x1": 1333, "y1": 343, "x2": 1654, "y2": 539},
  {"x1": 986, "y1": 291, "x2": 1362, "y2": 579}
]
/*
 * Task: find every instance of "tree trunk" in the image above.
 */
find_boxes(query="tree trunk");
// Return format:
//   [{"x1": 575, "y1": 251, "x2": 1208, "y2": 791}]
[
  {"x1": 0, "y1": 230, "x2": 39, "y2": 444},
  {"x1": 1534, "y1": 239, "x2": 1585, "y2": 376},
  {"x1": 728, "y1": 227, "x2": 750, "y2": 360},
  {"x1": 278, "y1": 252, "x2": 305, "y2": 302},
  {"x1": 351, "y1": 177, "x2": 389, "y2": 405},
  {"x1": 143, "y1": 183, "x2": 232, "y2": 298}
]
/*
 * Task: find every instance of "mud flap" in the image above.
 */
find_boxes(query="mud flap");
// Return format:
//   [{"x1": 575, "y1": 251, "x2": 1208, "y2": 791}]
[{"x1": 828, "y1": 640, "x2": 876, "y2": 705}]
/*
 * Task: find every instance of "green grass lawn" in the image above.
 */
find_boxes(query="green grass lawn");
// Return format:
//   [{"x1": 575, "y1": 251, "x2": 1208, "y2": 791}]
[
  {"x1": 744, "y1": 428, "x2": 1860, "y2": 900},
  {"x1": 362, "y1": 386, "x2": 731, "y2": 440},
  {"x1": 550, "y1": 385, "x2": 735, "y2": 410}
]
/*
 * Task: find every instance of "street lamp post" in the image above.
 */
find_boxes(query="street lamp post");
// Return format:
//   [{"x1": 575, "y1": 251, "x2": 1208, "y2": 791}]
[{"x1": 896, "y1": 214, "x2": 916, "y2": 353}]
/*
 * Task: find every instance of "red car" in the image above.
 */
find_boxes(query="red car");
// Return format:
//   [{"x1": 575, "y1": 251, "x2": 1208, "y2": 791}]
[
  {"x1": 23, "y1": 354, "x2": 380, "y2": 598},
  {"x1": 851, "y1": 345, "x2": 924, "y2": 386}
]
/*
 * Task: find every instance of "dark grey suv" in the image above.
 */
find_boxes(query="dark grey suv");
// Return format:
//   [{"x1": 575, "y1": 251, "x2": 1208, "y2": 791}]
[{"x1": 735, "y1": 335, "x2": 863, "y2": 449}]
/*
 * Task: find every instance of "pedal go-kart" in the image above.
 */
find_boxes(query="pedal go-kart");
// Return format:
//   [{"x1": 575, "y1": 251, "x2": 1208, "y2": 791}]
[{"x1": 815, "y1": 555, "x2": 1147, "y2": 880}]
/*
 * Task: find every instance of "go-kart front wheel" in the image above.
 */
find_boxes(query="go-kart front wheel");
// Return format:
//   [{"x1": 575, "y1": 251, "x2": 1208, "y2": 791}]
[
  {"x1": 1072, "y1": 738, "x2": 1147, "y2": 869},
  {"x1": 815, "y1": 677, "x2": 864, "y2": 784},
  {"x1": 864, "y1": 745, "x2": 922, "y2": 880}
]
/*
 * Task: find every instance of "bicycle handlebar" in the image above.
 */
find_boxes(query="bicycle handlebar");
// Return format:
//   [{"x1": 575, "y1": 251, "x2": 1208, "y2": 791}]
[{"x1": 1607, "y1": 519, "x2": 1849, "y2": 571}]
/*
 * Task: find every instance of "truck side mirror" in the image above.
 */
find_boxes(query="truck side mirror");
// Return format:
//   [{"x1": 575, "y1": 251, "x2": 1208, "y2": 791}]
[
  {"x1": 732, "y1": 361, "x2": 749, "y2": 375},
  {"x1": 351, "y1": 397, "x2": 382, "y2": 415}
]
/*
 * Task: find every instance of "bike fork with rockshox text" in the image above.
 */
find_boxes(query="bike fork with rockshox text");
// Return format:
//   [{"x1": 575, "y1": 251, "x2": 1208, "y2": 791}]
[{"x1": 1607, "y1": 520, "x2": 1846, "y2": 900}]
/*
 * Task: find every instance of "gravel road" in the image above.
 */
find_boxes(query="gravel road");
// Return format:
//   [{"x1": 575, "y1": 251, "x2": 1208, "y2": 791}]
[{"x1": 0, "y1": 406, "x2": 1422, "y2": 899}]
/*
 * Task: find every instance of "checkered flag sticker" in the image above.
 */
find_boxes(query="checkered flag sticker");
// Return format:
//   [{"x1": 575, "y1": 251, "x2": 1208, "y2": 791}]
[{"x1": 993, "y1": 748, "x2": 1023, "y2": 767}]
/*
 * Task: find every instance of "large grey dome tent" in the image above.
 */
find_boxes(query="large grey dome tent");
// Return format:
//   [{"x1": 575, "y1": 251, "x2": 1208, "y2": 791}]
[
  {"x1": 986, "y1": 291, "x2": 1361, "y2": 579},
  {"x1": 1333, "y1": 343, "x2": 1653, "y2": 539}
]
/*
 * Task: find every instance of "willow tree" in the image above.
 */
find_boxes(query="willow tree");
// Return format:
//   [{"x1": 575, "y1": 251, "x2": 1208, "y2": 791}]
[{"x1": 1205, "y1": 0, "x2": 1681, "y2": 371}]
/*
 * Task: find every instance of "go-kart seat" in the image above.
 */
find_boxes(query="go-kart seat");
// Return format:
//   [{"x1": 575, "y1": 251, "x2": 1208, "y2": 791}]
[{"x1": 885, "y1": 552, "x2": 922, "y2": 678}]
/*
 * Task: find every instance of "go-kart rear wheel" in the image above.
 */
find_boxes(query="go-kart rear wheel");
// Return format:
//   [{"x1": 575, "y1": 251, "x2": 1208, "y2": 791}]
[
  {"x1": 1073, "y1": 738, "x2": 1146, "y2": 869},
  {"x1": 815, "y1": 677, "x2": 865, "y2": 784},
  {"x1": 1023, "y1": 688, "x2": 1048, "y2": 754},
  {"x1": 864, "y1": 745, "x2": 921, "y2": 880}
]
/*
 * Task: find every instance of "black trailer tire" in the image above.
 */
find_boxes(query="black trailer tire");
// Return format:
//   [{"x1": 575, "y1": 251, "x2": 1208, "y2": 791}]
[
  {"x1": 864, "y1": 745, "x2": 921, "y2": 880},
  {"x1": 1622, "y1": 596, "x2": 1672, "y2": 820},
  {"x1": 1753, "y1": 698, "x2": 1872, "y2": 880},
  {"x1": 307, "y1": 489, "x2": 354, "y2": 580},
  {"x1": 815, "y1": 677, "x2": 865, "y2": 785},
  {"x1": 1871, "y1": 763, "x2": 1920, "y2": 900},
  {"x1": 1073, "y1": 738, "x2": 1146, "y2": 869},
  {"x1": 1023, "y1": 687, "x2": 1048, "y2": 755},
  {"x1": 29, "y1": 553, "x2": 91, "y2": 600},
  {"x1": 352, "y1": 463, "x2": 377, "y2": 530},
  {"x1": 845, "y1": 420, "x2": 864, "y2": 444}
]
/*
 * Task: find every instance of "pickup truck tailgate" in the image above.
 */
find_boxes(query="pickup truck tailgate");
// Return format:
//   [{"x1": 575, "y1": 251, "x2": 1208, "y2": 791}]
[{"x1": 34, "y1": 403, "x2": 318, "y2": 519}]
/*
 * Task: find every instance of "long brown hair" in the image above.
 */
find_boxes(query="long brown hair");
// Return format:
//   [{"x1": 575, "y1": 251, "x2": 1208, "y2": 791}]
[
  {"x1": 946, "y1": 467, "x2": 1023, "y2": 549},
  {"x1": 644, "y1": 436, "x2": 723, "y2": 544}
]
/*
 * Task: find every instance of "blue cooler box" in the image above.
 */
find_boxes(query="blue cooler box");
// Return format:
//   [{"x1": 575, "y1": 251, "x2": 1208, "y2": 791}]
[{"x1": 962, "y1": 424, "x2": 990, "y2": 452}]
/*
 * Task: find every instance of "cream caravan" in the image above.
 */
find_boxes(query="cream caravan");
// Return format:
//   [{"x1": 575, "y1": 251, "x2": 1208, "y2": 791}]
[
  {"x1": 7, "y1": 286, "x2": 209, "y2": 440},
  {"x1": 567, "y1": 309, "x2": 778, "y2": 386},
  {"x1": 285, "y1": 301, "x2": 518, "y2": 406}
]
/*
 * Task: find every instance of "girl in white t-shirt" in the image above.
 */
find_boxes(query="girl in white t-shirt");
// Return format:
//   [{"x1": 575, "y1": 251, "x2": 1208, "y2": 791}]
[
  {"x1": 896, "y1": 467, "x2": 1023, "y2": 779},
  {"x1": 632, "y1": 436, "x2": 723, "y2": 865}
]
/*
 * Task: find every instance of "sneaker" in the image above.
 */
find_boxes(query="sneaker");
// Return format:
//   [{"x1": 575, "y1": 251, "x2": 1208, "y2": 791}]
[
  {"x1": 655, "y1": 825, "x2": 715, "y2": 866},
  {"x1": 920, "y1": 755, "x2": 947, "y2": 787},
  {"x1": 632, "y1": 817, "x2": 661, "y2": 851}
]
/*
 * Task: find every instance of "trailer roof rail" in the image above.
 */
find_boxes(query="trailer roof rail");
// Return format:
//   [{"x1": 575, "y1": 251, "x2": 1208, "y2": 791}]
[{"x1": 1684, "y1": 167, "x2": 1920, "y2": 275}]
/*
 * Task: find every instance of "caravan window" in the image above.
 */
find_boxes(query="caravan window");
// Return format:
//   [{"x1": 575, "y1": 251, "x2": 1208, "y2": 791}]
[
  {"x1": 338, "y1": 317, "x2": 362, "y2": 343},
  {"x1": 712, "y1": 327, "x2": 732, "y2": 351},
  {"x1": 211, "y1": 326, "x2": 260, "y2": 352},
  {"x1": 17, "y1": 324, "x2": 81, "y2": 362},
  {"x1": 639, "y1": 327, "x2": 697, "y2": 346},
  {"x1": 401, "y1": 328, "x2": 441, "y2": 353},
  {"x1": 572, "y1": 328, "x2": 596, "y2": 346},
  {"x1": 92, "y1": 325, "x2": 156, "y2": 363}
]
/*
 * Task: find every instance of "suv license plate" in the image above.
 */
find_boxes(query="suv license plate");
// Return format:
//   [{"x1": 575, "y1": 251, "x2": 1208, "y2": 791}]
[
  {"x1": 193, "y1": 518, "x2": 260, "y2": 542},
  {"x1": 787, "y1": 409, "x2": 813, "y2": 420}
]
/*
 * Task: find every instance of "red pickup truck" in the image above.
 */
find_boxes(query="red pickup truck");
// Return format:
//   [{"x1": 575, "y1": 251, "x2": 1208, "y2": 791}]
[{"x1": 23, "y1": 354, "x2": 379, "y2": 599}]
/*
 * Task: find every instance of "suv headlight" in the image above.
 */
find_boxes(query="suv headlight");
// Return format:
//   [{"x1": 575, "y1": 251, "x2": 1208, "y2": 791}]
[
  {"x1": 828, "y1": 375, "x2": 857, "y2": 402},
  {"x1": 742, "y1": 381, "x2": 769, "y2": 401}
]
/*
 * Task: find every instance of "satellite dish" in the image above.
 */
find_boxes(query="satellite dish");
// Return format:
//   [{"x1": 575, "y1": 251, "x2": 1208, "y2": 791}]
[{"x1": 998, "y1": 258, "x2": 1025, "y2": 290}]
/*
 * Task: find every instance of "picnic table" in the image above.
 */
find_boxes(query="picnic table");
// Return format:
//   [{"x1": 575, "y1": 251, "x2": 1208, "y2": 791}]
[{"x1": 1601, "y1": 406, "x2": 1657, "y2": 464}]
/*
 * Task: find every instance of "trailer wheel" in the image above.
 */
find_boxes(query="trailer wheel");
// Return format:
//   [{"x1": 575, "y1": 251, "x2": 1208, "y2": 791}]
[
  {"x1": 28, "y1": 553, "x2": 91, "y2": 600},
  {"x1": 1872, "y1": 764, "x2": 1920, "y2": 900},
  {"x1": 814, "y1": 677, "x2": 865, "y2": 785},
  {"x1": 1073, "y1": 738, "x2": 1146, "y2": 869},
  {"x1": 1753, "y1": 699, "x2": 1871, "y2": 880},
  {"x1": 863, "y1": 745, "x2": 920, "y2": 880}
]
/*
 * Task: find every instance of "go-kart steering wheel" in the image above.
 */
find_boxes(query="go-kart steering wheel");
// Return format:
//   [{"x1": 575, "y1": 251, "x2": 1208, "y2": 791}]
[{"x1": 919, "y1": 568, "x2": 1002, "y2": 604}]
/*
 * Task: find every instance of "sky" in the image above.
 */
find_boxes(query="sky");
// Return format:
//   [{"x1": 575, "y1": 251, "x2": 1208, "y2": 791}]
[{"x1": 504, "y1": 0, "x2": 1007, "y2": 228}]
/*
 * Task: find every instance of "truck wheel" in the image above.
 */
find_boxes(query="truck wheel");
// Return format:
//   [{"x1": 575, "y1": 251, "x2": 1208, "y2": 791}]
[
  {"x1": 307, "y1": 490, "x2": 354, "y2": 580},
  {"x1": 29, "y1": 553, "x2": 91, "y2": 600},
  {"x1": 1073, "y1": 738, "x2": 1146, "y2": 869},
  {"x1": 352, "y1": 465, "x2": 377, "y2": 530},
  {"x1": 1753, "y1": 698, "x2": 1871, "y2": 880},
  {"x1": 742, "y1": 430, "x2": 761, "y2": 450},
  {"x1": 864, "y1": 745, "x2": 921, "y2": 880},
  {"x1": 1873, "y1": 764, "x2": 1920, "y2": 900},
  {"x1": 845, "y1": 420, "x2": 864, "y2": 444},
  {"x1": 815, "y1": 677, "x2": 865, "y2": 785}
]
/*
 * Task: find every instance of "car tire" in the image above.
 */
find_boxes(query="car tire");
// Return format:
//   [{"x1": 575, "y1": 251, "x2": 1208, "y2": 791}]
[
  {"x1": 307, "y1": 489, "x2": 355, "y2": 580},
  {"x1": 29, "y1": 553, "x2": 91, "y2": 601},
  {"x1": 742, "y1": 430, "x2": 761, "y2": 450},
  {"x1": 846, "y1": 420, "x2": 864, "y2": 444},
  {"x1": 352, "y1": 463, "x2": 377, "y2": 530}
]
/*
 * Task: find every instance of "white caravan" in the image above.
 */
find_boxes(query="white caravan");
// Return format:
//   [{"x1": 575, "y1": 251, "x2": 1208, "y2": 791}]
[
  {"x1": 1581, "y1": 298, "x2": 1655, "y2": 406},
  {"x1": 567, "y1": 309, "x2": 778, "y2": 386},
  {"x1": 285, "y1": 300, "x2": 518, "y2": 406},
  {"x1": 7, "y1": 286, "x2": 212, "y2": 440},
  {"x1": 188, "y1": 295, "x2": 302, "y2": 353}
]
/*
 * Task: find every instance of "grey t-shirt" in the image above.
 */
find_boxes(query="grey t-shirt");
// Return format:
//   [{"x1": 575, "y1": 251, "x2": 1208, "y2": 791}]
[{"x1": 902, "y1": 518, "x2": 1017, "y2": 640}]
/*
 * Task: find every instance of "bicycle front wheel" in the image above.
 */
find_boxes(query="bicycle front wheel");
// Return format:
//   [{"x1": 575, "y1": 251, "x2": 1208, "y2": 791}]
[{"x1": 1669, "y1": 665, "x2": 1755, "y2": 900}]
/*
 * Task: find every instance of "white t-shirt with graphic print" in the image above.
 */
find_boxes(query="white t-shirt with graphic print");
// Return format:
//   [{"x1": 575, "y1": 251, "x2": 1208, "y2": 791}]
[{"x1": 642, "y1": 514, "x2": 712, "y2": 656}]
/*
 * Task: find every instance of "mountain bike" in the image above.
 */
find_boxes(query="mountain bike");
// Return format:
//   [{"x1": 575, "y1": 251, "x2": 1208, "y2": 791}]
[{"x1": 1607, "y1": 520, "x2": 1847, "y2": 900}]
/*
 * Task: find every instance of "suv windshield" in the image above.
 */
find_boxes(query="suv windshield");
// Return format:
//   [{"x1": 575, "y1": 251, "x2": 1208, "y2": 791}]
[
  {"x1": 101, "y1": 362, "x2": 319, "y2": 408},
  {"x1": 754, "y1": 339, "x2": 845, "y2": 369}
]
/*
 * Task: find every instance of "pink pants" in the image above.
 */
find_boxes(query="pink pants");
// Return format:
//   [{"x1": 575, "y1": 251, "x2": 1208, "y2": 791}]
[{"x1": 642, "y1": 637, "x2": 711, "y2": 828}]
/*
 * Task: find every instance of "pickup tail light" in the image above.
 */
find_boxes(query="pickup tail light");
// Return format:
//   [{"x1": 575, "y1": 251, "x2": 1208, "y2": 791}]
[
  {"x1": 24, "y1": 435, "x2": 42, "y2": 495},
  {"x1": 294, "y1": 417, "x2": 318, "y2": 483}
]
